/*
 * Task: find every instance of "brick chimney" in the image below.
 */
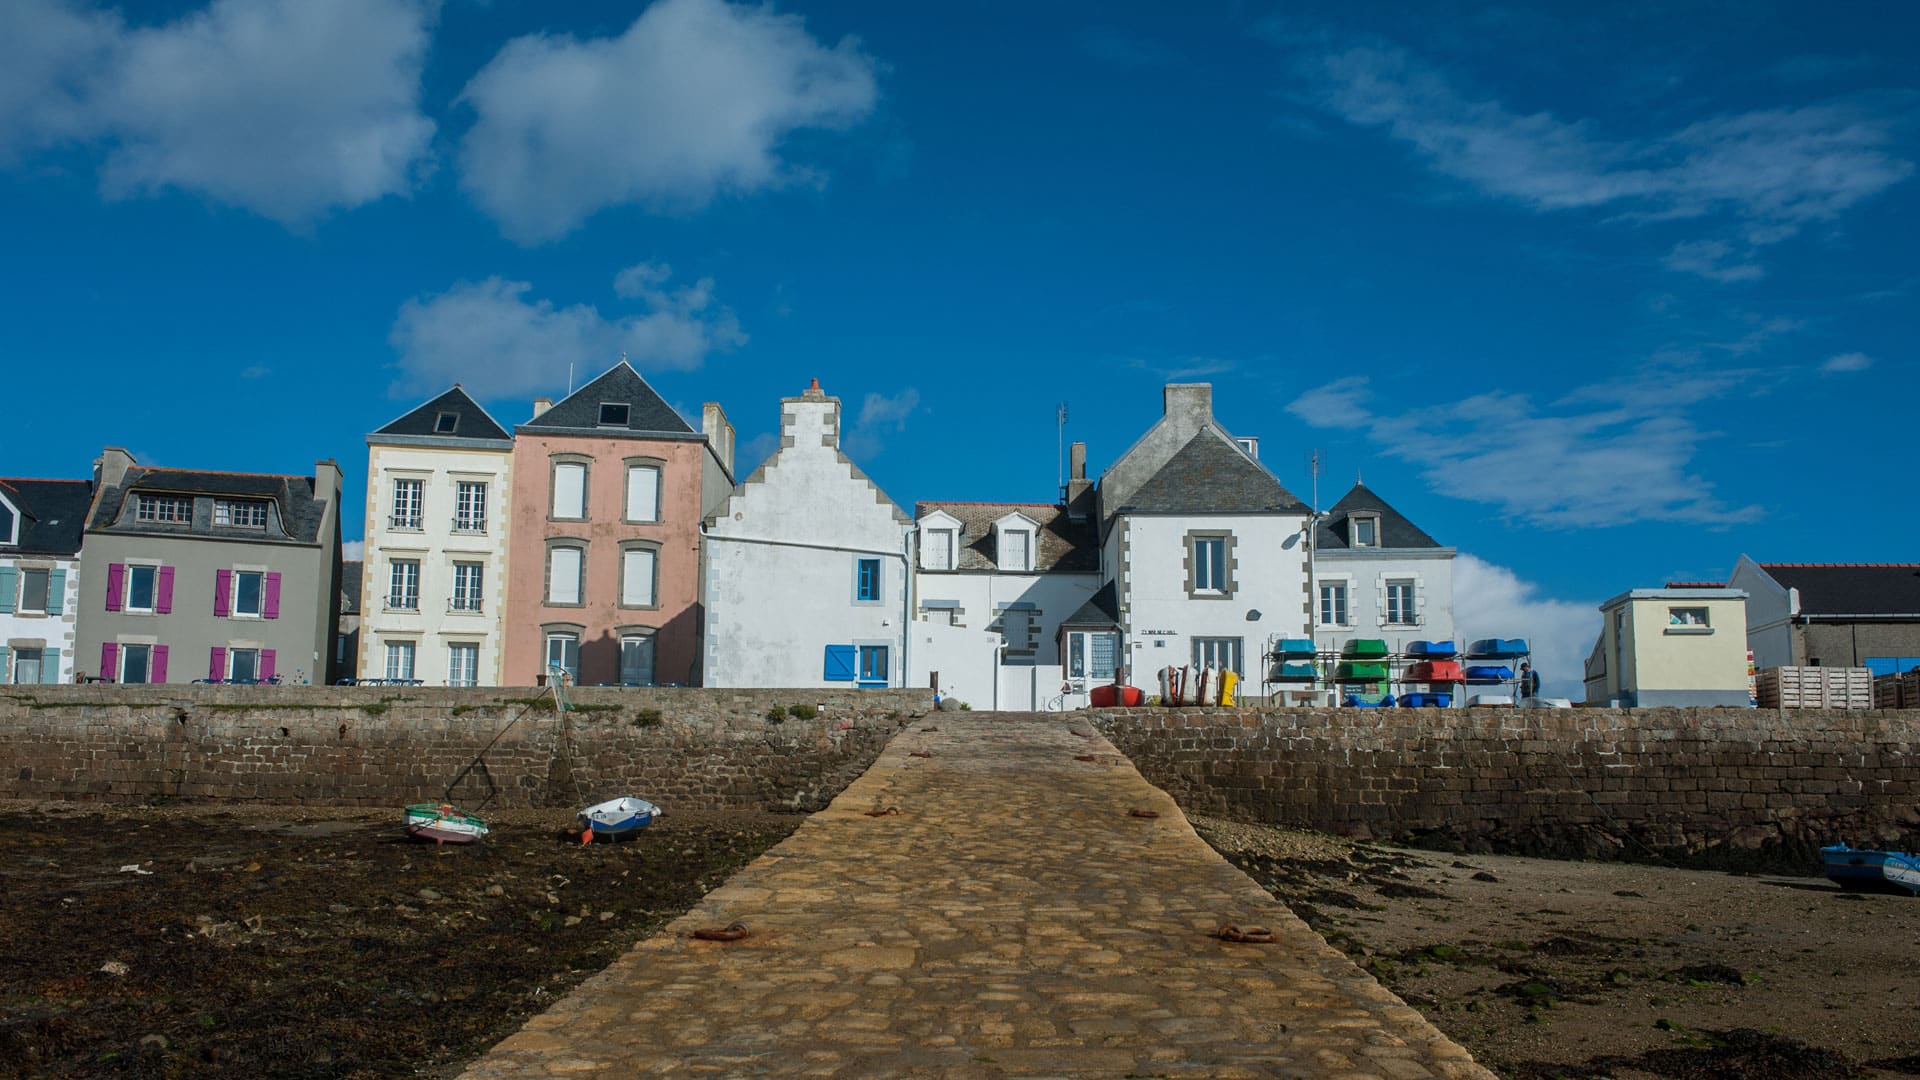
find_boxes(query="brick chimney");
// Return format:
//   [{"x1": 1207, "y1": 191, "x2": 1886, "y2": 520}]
[
  {"x1": 531, "y1": 397, "x2": 553, "y2": 419},
  {"x1": 702, "y1": 402, "x2": 736, "y2": 476},
  {"x1": 1065, "y1": 441, "x2": 1094, "y2": 522}
]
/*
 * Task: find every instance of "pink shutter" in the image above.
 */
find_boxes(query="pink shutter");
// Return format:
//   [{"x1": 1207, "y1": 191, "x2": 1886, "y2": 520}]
[
  {"x1": 105, "y1": 563, "x2": 124, "y2": 612},
  {"x1": 214, "y1": 569, "x2": 232, "y2": 617},
  {"x1": 100, "y1": 643, "x2": 119, "y2": 681},
  {"x1": 260, "y1": 649, "x2": 276, "y2": 682},
  {"x1": 209, "y1": 647, "x2": 227, "y2": 681},
  {"x1": 151, "y1": 645, "x2": 169, "y2": 683},
  {"x1": 155, "y1": 567, "x2": 175, "y2": 614},
  {"x1": 263, "y1": 572, "x2": 281, "y2": 620}
]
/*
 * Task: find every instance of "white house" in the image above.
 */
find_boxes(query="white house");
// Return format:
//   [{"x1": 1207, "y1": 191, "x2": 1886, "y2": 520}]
[
  {"x1": 0, "y1": 478, "x2": 89, "y2": 684},
  {"x1": 358, "y1": 386, "x2": 514, "y2": 686},
  {"x1": 703, "y1": 381, "x2": 912, "y2": 688},
  {"x1": 1311, "y1": 482, "x2": 1456, "y2": 657}
]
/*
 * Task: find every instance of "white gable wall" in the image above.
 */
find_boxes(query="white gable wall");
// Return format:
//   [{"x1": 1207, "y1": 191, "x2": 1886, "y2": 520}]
[{"x1": 1117, "y1": 513, "x2": 1309, "y2": 688}]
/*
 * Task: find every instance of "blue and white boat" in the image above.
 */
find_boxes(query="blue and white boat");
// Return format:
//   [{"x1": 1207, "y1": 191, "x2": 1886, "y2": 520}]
[
  {"x1": 578, "y1": 797, "x2": 662, "y2": 842},
  {"x1": 1822, "y1": 845, "x2": 1920, "y2": 895}
]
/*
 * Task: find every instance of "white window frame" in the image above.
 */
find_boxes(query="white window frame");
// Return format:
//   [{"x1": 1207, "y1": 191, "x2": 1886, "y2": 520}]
[
  {"x1": 214, "y1": 499, "x2": 268, "y2": 528},
  {"x1": 1319, "y1": 580, "x2": 1351, "y2": 628},
  {"x1": 925, "y1": 527, "x2": 955, "y2": 571},
  {"x1": 551, "y1": 461, "x2": 588, "y2": 521},
  {"x1": 228, "y1": 647, "x2": 262, "y2": 683},
  {"x1": 119, "y1": 642, "x2": 153, "y2": 684},
  {"x1": 624, "y1": 462, "x2": 661, "y2": 524},
  {"x1": 384, "y1": 641, "x2": 416, "y2": 681},
  {"x1": 135, "y1": 494, "x2": 191, "y2": 524},
  {"x1": 447, "y1": 643, "x2": 479, "y2": 688},
  {"x1": 17, "y1": 567, "x2": 51, "y2": 615},
  {"x1": 231, "y1": 568, "x2": 266, "y2": 618},
  {"x1": 547, "y1": 545, "x2": 585, "y2": 606},
  {"x1": 451, "y1": 562, "x2": 484, "y2": 612},
  {"x1": 545, "y1": 631, "x2": 580, "y2": 679},
  {"x1": 387, "y1": 559, "x2": 420, "y2": 611},
  {"x1": 1351, "y1": 514, "x2": 1380, "y2": 548},
  {"x1": 390, "y1": 479, "x2": 424, "y2": 531},
  {"x1": 124, "y1": 563, "x2": 159, "y2": 614},
  {"x1": 1192, "y1": 636, "x2": 1244, "y2": 675},
  {"x1": 620, "y1": 545, "x2": 658, "y2": 609},
  {"x1": 1067, "y1": 630, "x2": 1121, "y2": 681},
  {"x1": 1384, "y1": 579, "x2": 1417, "y2": 626},
  {"x1": 453, "y1": 481, "x2": 487, "y2": 533}
]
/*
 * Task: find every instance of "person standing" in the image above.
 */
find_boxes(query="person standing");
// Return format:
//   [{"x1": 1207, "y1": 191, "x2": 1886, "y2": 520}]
[{"x1": 1518, "y1": 661, "x2": 1541, "y2": 699}]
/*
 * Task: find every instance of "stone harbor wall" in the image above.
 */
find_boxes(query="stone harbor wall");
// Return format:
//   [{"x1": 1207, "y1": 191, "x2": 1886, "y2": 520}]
[
  {"x1": 0, "y1": 685, "x2": 932, "y2": 812},
  {"x1": 1085, "y1": 706, "x2": 1920, "y2": 871}
]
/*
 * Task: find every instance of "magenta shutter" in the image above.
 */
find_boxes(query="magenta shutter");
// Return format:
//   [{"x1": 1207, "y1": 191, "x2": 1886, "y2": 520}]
[
  {"x1": 105, "y1": 563, "x2": 125, "y2": 611},
  {"x1": 209, "y1": 647, "x2": 227, "y2": 681},
  {"x1": 155, "y1": 567, "x2": 175, "y2": 614},
  {"x1": 100, "y1": 642, "x2": 118, "y2": 681},
  {"x1": 151, "y1": 645, "x2": 169, "y2": 683},
  {"x1": 260, "y1": 649, "x2": 277, "y2": 681},
  {"x1": 214, "y1": 569, "x2": 232, "y2": 617},
  {"x1": 263, "y1": 572, "x2": 281, "y2": 620}
]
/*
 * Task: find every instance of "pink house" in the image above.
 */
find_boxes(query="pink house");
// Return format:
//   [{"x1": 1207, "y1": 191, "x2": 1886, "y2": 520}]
[{"x1": 503, "y1": 362, "x2": 734, "y2": 686}]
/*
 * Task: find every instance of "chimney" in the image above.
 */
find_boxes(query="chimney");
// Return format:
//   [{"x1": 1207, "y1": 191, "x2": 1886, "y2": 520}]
[
  {"x1": 702, "y1": 402, "x2": 736, "y2": 476},
  {"x1": 1065, "y1": 441, "x2": 1094, "y2": 522},
  {"x1": 96, "y1": 447, "x2": 136, "y2": 489},
  {"x1": 531, "y1": 397, "x2": 553, "y2": 419},
  {"x1": 1163, "y1": 383, "x2": 1213, "y2": 427},
  {"x1": 314, "y1": 459, "x2": 343, "y2": 504}
]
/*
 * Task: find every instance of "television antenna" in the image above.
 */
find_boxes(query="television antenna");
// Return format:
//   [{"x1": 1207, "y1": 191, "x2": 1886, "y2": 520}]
[{"x1": 1055, "y1": 401, "x2": 1069, "y2": 493}]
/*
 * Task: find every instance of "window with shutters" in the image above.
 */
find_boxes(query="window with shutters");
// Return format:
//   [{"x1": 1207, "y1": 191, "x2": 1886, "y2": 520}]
[
  {"x1": 125, "y1": 564, "x2": 158, "y2": 613},
  {"x1": 547, "y1": 544, "x2": 585, "y2": 606},
  {"x1": 453, "y1": 481, "x2": 487, "y2": 533},
  {"x1": 551, "y1": 459, "x2": 588, "y2": 520},
  {"x1": 18, "y1": 568, "x2": 50, "y2": 614},
  {"x1": 135, "y1": 494, "x2": 191, "y2": 524},
  {"x1": 619, "y1": 544, "x2": 658, "y2": 608},
  {"x1": 231, "y1": 570, "x2": 265, "y2": 618},
  {"x1": 1000, "y1": 529, "x2": 1032, "y2": 572},
  {"x1": 624, "y1": 461, "x2": 661, "y2": 523},
  {"x1": 390, "y1": 479, "x2": 423, "y2": 530},
  {"x1": 11, "y1": 647, "x2": 44, "y2": 685},
  {"x1": 857, "y1": 645, "x2": 889, "y2": 685},
  {"x1": 120, "y1": 643, "x2": 153, "y2": 684},
  {"x1": 925, "y1": 528, "x2": 955, "y2": 570},
  {"x1": 228, "y1": 648, "x2": 261, "y2": 683},
  {"x1": 1385, "y1": 580, "x2": 1417, "y2": 625}
]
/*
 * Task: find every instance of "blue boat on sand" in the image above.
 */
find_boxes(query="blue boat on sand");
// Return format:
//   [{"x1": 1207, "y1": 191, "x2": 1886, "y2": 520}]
[
  {"x1": 1822, "y1": 845, "x2": 1920, "y2": 895},
  {"x1": 578, "y1": 797, "x2": 662, "y2": 843}
]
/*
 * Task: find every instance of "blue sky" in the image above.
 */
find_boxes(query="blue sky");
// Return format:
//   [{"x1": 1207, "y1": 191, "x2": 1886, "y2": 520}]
[{"x1": 3, "y1": 0, "x2": 1915, "y2": 689}]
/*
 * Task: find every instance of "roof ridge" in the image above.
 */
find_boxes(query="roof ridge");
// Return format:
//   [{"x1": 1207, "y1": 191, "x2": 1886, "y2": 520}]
[
  {"x1": 917, "y1": 500, "x2": 1064, "y2": 509},
  {"x1": 1760, "y1": 562, "x2": 1920, "y2": 569},
  {"x1": 0, "y1": 477, "x2": 90, "y2": 484},
  {"x1": 132, "y1": 467, "x2": 304, "y2": 480}
]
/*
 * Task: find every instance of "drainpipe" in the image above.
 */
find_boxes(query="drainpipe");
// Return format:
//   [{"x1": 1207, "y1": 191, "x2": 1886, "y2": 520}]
[{"x1": 900, "y1": 524, "x2": 913, "y2": 689}]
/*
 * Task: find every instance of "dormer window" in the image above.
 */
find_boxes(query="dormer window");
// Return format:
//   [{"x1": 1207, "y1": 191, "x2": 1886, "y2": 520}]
[
  {"x1": 990, "y1": 512, "x2": 1039, "y2": 573},
  {"x1": 1351, "y1": 514, "x2": 1379, "y2": 548},
  {"x1": 926, "y1": 528, "x2": 956, "y2": 570},
  {"x1": 434, "y1": 411, "x2": 459, "y2": 434},
  {"x1": 918, "y1": 510, "x2": 964, "y2": 572},
  {"x1": 598, "y1": 402, "x2": 630, "y2": 427},
  {"x1": 0, "y1": 496, "x2": 15, "y2": 545},
  {"x1": 135, "y1": 494, "x2": 192, "y2": 524},
  {"x1": 214, "y1": 499, "x2": 269, "y2": 528}
]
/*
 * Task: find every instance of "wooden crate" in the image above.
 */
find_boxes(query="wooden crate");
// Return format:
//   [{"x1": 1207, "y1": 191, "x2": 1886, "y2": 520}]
[
  {"x1": 1901, "y1": 670, "x2": 1920, "y2": 709},
  {"x1": 1827, "y1": 668, "x2": 1873, "y2": 709},
  {"x1": 1874, "y1": 674, "x2": 1904, "y2": 709}
]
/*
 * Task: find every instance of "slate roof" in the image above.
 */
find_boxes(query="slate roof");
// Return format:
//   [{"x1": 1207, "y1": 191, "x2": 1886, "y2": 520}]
[
  {"x1": 90, "y1": 468, "x2": 331, "y2": 545},
  {"x1": 1060, "y1": 582, "x2": 1121, "y2": 629},
  {"x1": 1117, "y1": 432, "x2": 1307, "y2": 515},
  {"x1": 339, "y1": 560, "x2": 363, "y2": 615},
  {"x1": 0, "y1": 478, "x2": 92, "y2": 556},
  {"x1": 517, "y1": 361, "x2": 693, "y2": 435},
  {"x1": 914, "y1": 502, "x2": 1099, "y2": 574},
  {"x1": 1760, "y1": 563, "x2": 1920, "y2": 617},
  {"x1": 1315, "y1": 483, "x2": 1442, "y2": 550},
  {"x1": 372, "y1": 386, "x2": 511, "y2": 442}
]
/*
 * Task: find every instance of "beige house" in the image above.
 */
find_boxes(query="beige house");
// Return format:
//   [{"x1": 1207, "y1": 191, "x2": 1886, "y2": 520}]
[{"x1": 1583, "y1": 587, "x2": 1751, "y2": 707}]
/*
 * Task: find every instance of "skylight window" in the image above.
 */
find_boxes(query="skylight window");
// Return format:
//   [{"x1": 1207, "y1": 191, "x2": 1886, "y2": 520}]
[
  {"x1": 599, "y1": 402, "x2": 630, "y2": 426},
  {"x1": 434, "y1": 411, "x2": 459, "y2": 434}
]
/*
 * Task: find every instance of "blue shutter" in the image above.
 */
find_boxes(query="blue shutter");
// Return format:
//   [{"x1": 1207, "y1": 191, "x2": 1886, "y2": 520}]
[
  {"x1": 823, "y1": 645, "x2": 856, "y2": 682},
  {"x1": 41, "y1": 647, "x2": 60, "y2": 685},
  {"x1": 47, "y1": 568, "x2": 66, "y2": 615},
  {"x1": 0, "y1": 566, "x2": 15, "y2": 614}
]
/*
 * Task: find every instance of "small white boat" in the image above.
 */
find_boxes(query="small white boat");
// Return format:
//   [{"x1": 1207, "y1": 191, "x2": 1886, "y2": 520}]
[
  {"x1": 404, "y1": 803, "x2": 490, "y2": 844},
  {"x1": 578, "y1": 797, "x2": 662, "y2": 842}
]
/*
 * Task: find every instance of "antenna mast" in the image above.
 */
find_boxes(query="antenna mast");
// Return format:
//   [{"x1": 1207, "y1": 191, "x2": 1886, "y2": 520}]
[{"x1": 1056, "y1": 401, "x2": 1069, "y2": 494}]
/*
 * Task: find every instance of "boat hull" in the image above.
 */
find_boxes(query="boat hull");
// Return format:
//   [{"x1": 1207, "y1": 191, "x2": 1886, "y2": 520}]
[
  {"x1": 578, "y1": 797, "x2": 662, "y2": 837},
  {"x1": 1822, "y1": 845, "x2": 1920, "y2": 895},
  {"x1": 403, "y1": 804, "x2": 489, "y2": 844}
]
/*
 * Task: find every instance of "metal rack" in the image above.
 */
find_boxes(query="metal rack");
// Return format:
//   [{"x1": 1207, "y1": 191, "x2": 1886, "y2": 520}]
[{"x1": 1260, "y1": 634, "x2": 1532, "y2": 707}]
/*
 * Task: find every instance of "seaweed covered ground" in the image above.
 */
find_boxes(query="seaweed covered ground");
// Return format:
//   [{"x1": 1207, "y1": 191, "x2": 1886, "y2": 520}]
[
  {"x1": 0, "y1": 801, "x2": 799, "y2": 1079},
  {"x1": 1194, "y1": 815, "x2": 1920, "y2": 1080}
]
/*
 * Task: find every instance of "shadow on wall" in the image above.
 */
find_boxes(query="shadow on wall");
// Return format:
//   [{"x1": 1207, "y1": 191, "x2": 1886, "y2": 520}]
[{"x1": 573, "y1": 606, "x2": 702, "y2": 687}]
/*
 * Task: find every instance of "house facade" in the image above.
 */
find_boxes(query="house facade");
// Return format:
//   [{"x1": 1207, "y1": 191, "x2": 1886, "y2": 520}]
[
  {"x1": 359, "y1": 387, "x2": 514, "y2": 686},
  {"x1": 1729, "y1": 557, "x2": 1920, "y2": 674},
  {"x1": 1583, "y1": 587, "x2": 1752, "y2": 707},
  {"x1": 1311, "y1": 482, "x2": 1456, "y2": 656},
  {"x1": 503, "y1": 361, "x2": 734, "y2": 687},
  {"x1": 704, "y1": 381, "x2": 911, "y2": 688},
  {"x1": 1, "y1": 477, "x2": 91, "y2": 684},
  {"x1": 74, "y1": 449, "x2": 343, "y2": 685}
]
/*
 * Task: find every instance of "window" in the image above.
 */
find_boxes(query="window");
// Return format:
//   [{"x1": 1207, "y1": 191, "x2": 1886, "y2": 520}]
[
  {"x1": 997, "y1": 606, "x2": 1038, "y2": 659},
  {"x1": 624, "y1": 463, "x2": 660, "y2": 523},
  {"x1": 855, "y1": 558, "x2": 882, "y2": 603},
  {"x1": 19, "y1": 568, "x2": 50, "y2": 614},
  {"x1": 232, "y1": 570, "x2": 264, "y2": 617},
  {"x1": 229, "y1": 647, "x2": 260, "y2": 683},
  {"x1": 126, "y1": 564, "x2": 158, "y2": 612},
  {"x1": 1319, "y1": 581, "x2": 1350, "y2": 627},
  {"x1": 925, "y1": 528, "x2": 955, "y2": 571},
  {"x1": 1192, "y1": 636, "x2": 1243, "y2": 674},
  {"x1": 1385, "y1": 580, "x2": 1417, "y2": 626},
  {"x1": 384, "y1": 641, "x2": 416, "y2": 681},
  {"x1": 213, "y1": 499, "x2": 268, "y2": 528},
  {"x1": 454, "y1": 481, "x2": 487, "y2": 533},
  {"x1": 545, "y1": 632, "x2": 580, "y2": 680},
  {"x1": 857, "y1": 644, "x2": 889, "y2": 685},
  {"x1": 1351, "y1": 515, "x2": 1379, "y2": 547},
  {"x1": 548, "y1": 546, "x2": 584, "y2": 605},
  {"x1": 451, "y1": 562, "x2": 484, "y2": 612},
  {"x1": 619, "y1": 635, "x2": 655, "y2": 686},
  {"x1": 552, "y1": 462, "x2": 587, "y2": 519},
  {"x1": 434, "y1": 411, "x2": 459, "y2": 434},
  {"x1": 448, "y1": 643, "x2": 479, "y2": 688},
  {"x1": 120, "y1": 643, "x2": 153, "y2": 684},
  {"x1": 598, "y1": 402, "x2": 630, "y2": 427},
  {"x1": 620, "y1": 547, "x2": 657, "y2": 608},
  {"x1": 1001, "y1": 530, "x2": 1031, "y2": 572},
  {"x1": 1068, "y1": 631, "x2": 1120, "y2": 681},
  {"x1": 390, "y1": 479, "x2": 423, "y2": 530},
  {"x1": 135, "y1": 494, "x2": 191, "y2": 523},
  {"x1": 1187, "y1": 532, "x2": 1234, "y2": 596},
  {"x1": 11, "y1": 647, "x2": 44, "y2": 685},
  {"x1": 1668, "y1": 606, "x2": 1709, "y2": 627},
  {"x1": 387, "y1": 560, "x2": 420, "y2": 611}
]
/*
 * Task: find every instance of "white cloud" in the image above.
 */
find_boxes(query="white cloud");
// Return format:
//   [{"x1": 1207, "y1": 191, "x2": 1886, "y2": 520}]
[
  {"x1": 341, "y1": 540, "x2": 365, "y2": 561},
  {"x1": 1663, "y1": 239, "x2": 1764, "y2": 283},
  {"x1": 841, "y1": 388, "x2": 920, "y2": 460},
  {"x1": 1452, "y1": 554, "x2": 1597, "y2": 700},
  {"x1": 1821, "y1": 351, "x2": 1874, "y2": 374},
  {"x1": 1294, "y1": 39, "x2": 1914, "y2": 275},
  {"x1": 0, "y1": 0, "x2": 436, "y2": 225},
  {"x1": 457, "y1": 0, "x2": 878, "y2": 243},
  {"x1": 389, "y1": 263, "x2": 746, "y2": 399}
]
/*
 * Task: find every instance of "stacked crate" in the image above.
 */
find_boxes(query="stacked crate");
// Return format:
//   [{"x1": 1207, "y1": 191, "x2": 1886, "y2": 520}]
[
  {"x1": 1903, "y1": 670, "x2": 1920, "y2": 709},
  {"x1": 1875, "y1": 673, "x2": 1905, "y2": 709},
  {"x1": 1757, "y1": 666, "x2": 1874, "y2": 708}
]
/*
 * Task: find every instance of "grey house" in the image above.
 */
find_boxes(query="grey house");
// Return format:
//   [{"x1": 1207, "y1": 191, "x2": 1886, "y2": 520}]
[
  {"x1": 1729, "y1": 556, "x2": 1920, "y2": 674},
  {"x1": 74, "y1": 449, "x2": 343, "y2": 685},
  {"x1": 1, "y1": 477, "x2": 92, "y2": 684}
]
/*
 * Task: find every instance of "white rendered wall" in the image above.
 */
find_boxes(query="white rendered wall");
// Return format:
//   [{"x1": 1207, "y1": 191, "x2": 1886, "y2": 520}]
[
  {"x1": 1, "y1": 553, "x2": 81, "y2": 683},
  {"x1": 704, "y1": 395, "x2": 909, "y2": 688},
  {"x1": 908, "y1": 569, "x2": 1099, "y2": 709},
  {"x1": 1315, "y1": 549, "x2": 1455, "y2": 654},
  {"x1": 1117, "y1": 513, "x2": 1309, "y2": 683},
  {"x1": 1729, "y1": 558, "x2": 1794, "y2": 669},
  {"x1": 358, "y1": 444, "x2": 512, "y2": 685}
]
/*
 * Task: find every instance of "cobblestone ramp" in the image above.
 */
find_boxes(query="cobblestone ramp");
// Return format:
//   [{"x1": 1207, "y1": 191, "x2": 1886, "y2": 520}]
[{"x1": 460, "y1": 714, "x2": 1493, "y2": 1079}]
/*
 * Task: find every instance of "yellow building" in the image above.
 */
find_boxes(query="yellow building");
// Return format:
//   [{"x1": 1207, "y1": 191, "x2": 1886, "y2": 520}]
[{"x1": 1583, "y1": 588, "x2": 1752, "y2": 707}]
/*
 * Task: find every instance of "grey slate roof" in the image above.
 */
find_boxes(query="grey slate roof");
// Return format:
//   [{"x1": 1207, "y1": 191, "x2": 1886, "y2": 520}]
[
  {"x1": 0, "y1": 478, "x2": 92, "y2": 556},
  {"x1": 372, "y1": 386, "x2": 511, "y2": 442},
  {"x1": 1117, "y1": 432, "x2": 1307, "y2": 515},
  {"x1": 1315, "y1": 483, "x2": 1441, "y2": 550},
  {"x1": 1060, "y1": 582, "x2": 1121, "y2": 629},
  {"x1": 339, "y1": 560, "x2": 363, "y2": 615},
  {"x1": 1759, "y1": 564, "x2": 1920, "y2": 617},
  {"x1": 914, "y1": 502, "x2": 1099, "y2": 574},
  {"x1": 517, "y1": 361, "x2": 693, "y2": 435},
  {"x1": 90, "y1": 468, "x2": 331, "y2": 545}
]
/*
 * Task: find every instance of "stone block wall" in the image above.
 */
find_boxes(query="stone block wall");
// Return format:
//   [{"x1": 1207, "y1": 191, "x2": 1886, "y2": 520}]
[
  {"x1": 0, "y1": 685, "x2": 932, "y2": 811},
  {"x1": 1087, "y1": 706, "x2": 1920, "y2": 871}
]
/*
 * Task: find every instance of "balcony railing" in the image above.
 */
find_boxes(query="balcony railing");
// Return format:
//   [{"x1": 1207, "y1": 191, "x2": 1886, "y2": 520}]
[
  {"x1": 451, "y1": 516, "x2": 487, "y2": 534},
  {"x1": 449, "y1": 598, "x2": 484, "y2": 614},
  {"x1": 383, "y1": 596, "x2": 420, "y2": 613},
  {"x1": 389, "y1": 514, "x2": 423, "y2": 531}
]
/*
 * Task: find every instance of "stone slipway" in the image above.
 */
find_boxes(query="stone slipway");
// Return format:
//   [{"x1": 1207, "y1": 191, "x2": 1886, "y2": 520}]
[{"x1": 460, "y1": 715, "x2": 1493, "y2": 1079}]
